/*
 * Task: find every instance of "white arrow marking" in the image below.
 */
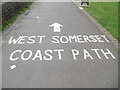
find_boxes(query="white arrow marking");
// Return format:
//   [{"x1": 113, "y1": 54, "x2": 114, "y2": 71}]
[{"x1": 49, "y1": 22, "x2": 63, "y2": 32}]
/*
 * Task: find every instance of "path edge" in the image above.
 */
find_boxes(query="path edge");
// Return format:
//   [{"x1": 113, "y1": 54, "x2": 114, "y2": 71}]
[
  {"x1": 2, "y1": 2, "x2": 36, "y2": 36},
  {"x1": 73, "y1": 2, "x2": 119, "y2": 49}
]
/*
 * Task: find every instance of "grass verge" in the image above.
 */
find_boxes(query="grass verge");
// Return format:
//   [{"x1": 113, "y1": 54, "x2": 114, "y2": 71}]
[
  {"x1": 1, "y1": 2, "x2": 33, "y2": 31},
  {"x1": 84, "y1": 2, "x2": 119, "y2": 42}
]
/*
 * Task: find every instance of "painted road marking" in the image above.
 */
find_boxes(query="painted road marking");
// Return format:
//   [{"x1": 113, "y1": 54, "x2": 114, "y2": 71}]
[
  {"x1": 49, "y1": 22, "x2": 63, "y2": 32},
  {"x1": 7, "y1": 22, "x2": 116, "y2": 70},
  {"x1": 10, "y1": 65, "x2": 16, "y2": 70},
  {"x1": 36, "y1": 16, "x2": 39, "y2": 19}
]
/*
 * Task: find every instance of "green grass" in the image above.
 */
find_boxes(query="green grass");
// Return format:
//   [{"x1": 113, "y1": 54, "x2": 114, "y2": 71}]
[
  {"x1": 1, "y1": 2, "x2": 33, "y2": 31},
  {"x1": 84, "y1": 2, "x2": 119, "y2": 42}
]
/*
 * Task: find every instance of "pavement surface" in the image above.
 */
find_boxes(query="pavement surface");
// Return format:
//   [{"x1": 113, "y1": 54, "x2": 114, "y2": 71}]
[{"x1": 2, "y1": 2, "x2": 118, "y2": 88}]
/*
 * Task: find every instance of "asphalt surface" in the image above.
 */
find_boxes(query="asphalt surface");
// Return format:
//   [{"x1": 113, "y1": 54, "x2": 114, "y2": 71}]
[{"x1": 2, "y1": 2, "x2": 118, "y2": 88}]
